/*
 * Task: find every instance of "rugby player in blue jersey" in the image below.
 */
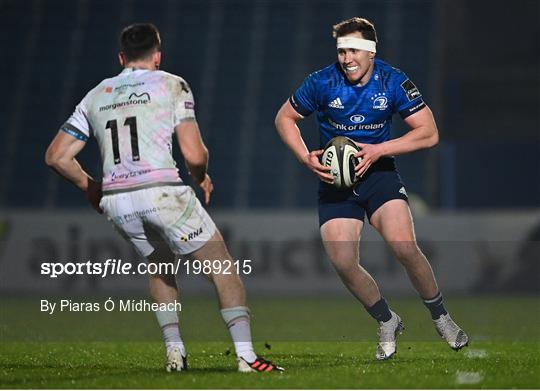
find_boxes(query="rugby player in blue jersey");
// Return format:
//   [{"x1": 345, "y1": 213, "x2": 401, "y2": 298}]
[{"x1": 275, "y1": 17, "x2": 468, "y2": 360}]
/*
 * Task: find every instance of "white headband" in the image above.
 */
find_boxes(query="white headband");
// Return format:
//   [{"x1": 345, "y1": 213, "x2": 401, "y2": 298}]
[{"x1": 336, "y1": 37, "x2": 377, "y2": 53}]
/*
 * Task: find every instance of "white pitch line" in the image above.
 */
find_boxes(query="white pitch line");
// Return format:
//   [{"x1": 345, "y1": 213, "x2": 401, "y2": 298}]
[
  {"x1": 455, "y1": 371, "x2": 483, "y2": 385},
  {"x1": 465, "y1": 349, "x2": 488, "y2": 358}
]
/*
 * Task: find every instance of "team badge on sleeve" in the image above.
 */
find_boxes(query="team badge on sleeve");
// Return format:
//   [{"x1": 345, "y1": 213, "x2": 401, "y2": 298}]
[{"x1": 400, "y1": 79, "x2": 421, "y2": 101}]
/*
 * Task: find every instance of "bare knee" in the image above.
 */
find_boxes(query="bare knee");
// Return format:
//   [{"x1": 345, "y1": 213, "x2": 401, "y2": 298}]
[
  {"x1": 390, "y1": 240, "x2": 423, "y2": 265},
  {"x1": 325, "y1": 242, "x2": 357, "y2": 268},
  {"x1": 320, "y1": 218, "x2": 363, "y2": 277},
  {"x1": 189, "y1": 230, "x2": 233, "y2": 264},
  {"x1": 149, "y1": 273, "x2": 177, "y2": 302}
]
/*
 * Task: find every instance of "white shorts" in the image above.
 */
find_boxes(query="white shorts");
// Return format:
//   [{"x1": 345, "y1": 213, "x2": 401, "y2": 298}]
[{"x1": 100, "y1": 185, "x2": 217, "y2": 257}]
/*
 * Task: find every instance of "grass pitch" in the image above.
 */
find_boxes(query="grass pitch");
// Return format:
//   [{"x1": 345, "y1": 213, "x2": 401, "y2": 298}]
[{"x1": 1, "y1": 296, "x2": 539, "y2": 388}]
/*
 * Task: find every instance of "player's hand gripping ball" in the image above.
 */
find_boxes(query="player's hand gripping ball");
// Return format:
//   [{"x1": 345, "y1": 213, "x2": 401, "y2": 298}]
[{"x1": 321, "y1": 136, "x2": 361, "y2": 190}]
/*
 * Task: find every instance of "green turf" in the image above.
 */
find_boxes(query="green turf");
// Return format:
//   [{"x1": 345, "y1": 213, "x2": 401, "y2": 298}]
[
  {"x1": 1, "y1": 296, "x2": 539, "y2": 388},
  {"x1": 1, "y1": 341, "x2": 538, "y2": 389}
]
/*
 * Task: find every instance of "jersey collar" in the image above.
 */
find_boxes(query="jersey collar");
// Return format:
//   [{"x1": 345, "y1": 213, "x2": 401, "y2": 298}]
[{"x1": 121, "y1": 67, "x2": 151, "y2": 74}]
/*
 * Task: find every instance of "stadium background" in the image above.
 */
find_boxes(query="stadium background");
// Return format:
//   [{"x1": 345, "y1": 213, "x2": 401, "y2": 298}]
[
  {"x1": 0, "y1": 0, "x2": 538, "y2": 388},
  {"x1": 0, "y1": 0, "x2": 538, "y2": 210},
  {"x1": 1, "y1": 0, "x2": 538, "y2": 292}
]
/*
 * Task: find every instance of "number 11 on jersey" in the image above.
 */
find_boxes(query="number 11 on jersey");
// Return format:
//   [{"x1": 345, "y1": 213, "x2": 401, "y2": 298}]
[{"x1": 105, "y1": 116, "x2": 140, "y2": 164}]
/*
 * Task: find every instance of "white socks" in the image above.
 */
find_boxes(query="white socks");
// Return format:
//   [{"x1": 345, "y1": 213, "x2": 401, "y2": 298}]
[
  {"x1": 155, "y1": 309, "x2": 186, "y2": 356},
  {"x1": 228, "y1": 319, "x2": 257, "y2": 362},
  {"x1": 155, "y1": 307, "x2": 257, "y2": 362},
  {"x1": 221, "y1": 306, "x2": 257, "y2": 362}
]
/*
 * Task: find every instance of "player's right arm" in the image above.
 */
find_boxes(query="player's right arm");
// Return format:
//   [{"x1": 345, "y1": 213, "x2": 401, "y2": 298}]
[
  {"x1": 45, "y1": 131, "x2": 102, "y2": 213},
  {"x1": 175, "y1": 120, "x2": 213, "y2": 205},
  {"x1": 275, "y1": 99, "x2": 333, "y2": 184}
]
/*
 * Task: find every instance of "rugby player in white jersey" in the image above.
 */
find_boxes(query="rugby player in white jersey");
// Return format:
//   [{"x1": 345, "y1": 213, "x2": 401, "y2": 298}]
[{"x1": 45, "y1": 23, "x2": 282, "y2": 373}]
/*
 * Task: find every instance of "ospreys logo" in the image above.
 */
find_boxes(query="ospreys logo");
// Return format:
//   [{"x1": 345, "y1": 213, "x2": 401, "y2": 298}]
[
  {"x1": 179, "y1": 81, "x2": 190, "y2": 93},
  {"x1": 128, "y1": 92, "x2": 151, "y2": 100},
  {"x1": 180, "y1": 227, "x2": 203, "y2": 242}
]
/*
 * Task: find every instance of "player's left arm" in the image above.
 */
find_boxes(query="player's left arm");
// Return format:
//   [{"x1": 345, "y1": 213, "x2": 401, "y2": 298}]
[
  {"x1": 355, "y1": 106, "x2": 439, "y2": 177},
  {"x1": 175, "y1": 120, "x2": 213, "y2": 205},
  {"x1": 45, "y1": 131, "x2": 102, "y2": 213}
]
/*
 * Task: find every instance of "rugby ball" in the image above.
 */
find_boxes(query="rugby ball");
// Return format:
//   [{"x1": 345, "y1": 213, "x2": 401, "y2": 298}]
[{"x1": 321, "y1": 136, "x2": 361, "y2": 190}]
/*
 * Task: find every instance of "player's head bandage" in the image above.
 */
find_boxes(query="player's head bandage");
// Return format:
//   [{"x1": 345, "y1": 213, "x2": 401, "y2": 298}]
[{"x1": 337, "y1": 37, "x2": 377, "y2": 53}]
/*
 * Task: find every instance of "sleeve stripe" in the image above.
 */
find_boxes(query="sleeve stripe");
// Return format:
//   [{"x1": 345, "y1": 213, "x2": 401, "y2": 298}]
[
  {"x1": 399, "y1": 101, "x2": 426, "y2": 119},
  {"x1": 289, "y1": 95, "x2": 311, "y2": 117},
  {"x1": 178, "y1": 117, "x2": 196, "y2": 123},
  {"x1": 60, "y1": 123, "x2": 89, "y2": 142}
]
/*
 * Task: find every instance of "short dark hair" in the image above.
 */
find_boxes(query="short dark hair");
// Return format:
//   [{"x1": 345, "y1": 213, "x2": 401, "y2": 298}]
[
  {"x1": 332, "y1": 17, "x2": 378, "y2": 42},
  {"x1": 120, "y1": 23, "x2": 161, "y2": 62}
]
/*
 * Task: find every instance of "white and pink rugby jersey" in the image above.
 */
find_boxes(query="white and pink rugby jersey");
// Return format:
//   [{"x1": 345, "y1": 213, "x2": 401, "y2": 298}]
[{"x1": 61, "y1": 68, "x2": 196, "y2": 194}]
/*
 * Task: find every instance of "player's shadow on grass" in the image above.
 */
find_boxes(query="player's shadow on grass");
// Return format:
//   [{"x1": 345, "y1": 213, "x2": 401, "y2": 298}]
[
  {"x1": 0, "y1": 365, "x2": 150, "y2": 386},
  {"x1": 275, "y1": 352, "x2": 454, "y2": 367},
  {"x1": 0, "y1": 361, "x2": 235, "y2": 386},
  {"x1": 180, "y1": 367, "x2": 236, "y2": 373}
]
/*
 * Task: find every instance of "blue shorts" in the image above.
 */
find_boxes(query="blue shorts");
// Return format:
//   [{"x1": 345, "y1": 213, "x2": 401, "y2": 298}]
[{"x1": 318, "y1": 158, "x2": 409, "y2": 226}]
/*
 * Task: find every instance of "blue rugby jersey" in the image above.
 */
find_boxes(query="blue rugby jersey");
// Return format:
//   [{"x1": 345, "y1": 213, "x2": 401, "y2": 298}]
[{"x1": 290, "y1": 59, "x2": 426, "y2": 146}]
